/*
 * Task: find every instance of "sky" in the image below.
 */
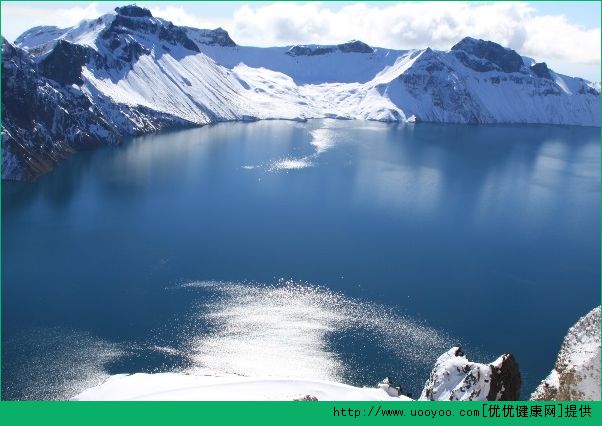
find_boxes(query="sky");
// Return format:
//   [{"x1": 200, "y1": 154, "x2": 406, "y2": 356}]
[{"x1": 1, "y1": 1, "x2": 600, "y2": 81}]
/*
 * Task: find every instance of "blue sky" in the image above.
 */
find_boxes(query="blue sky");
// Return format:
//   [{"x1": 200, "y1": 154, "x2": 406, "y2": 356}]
[{"x1": 2, "y1": 1, "x2": 600, "y2": 80}]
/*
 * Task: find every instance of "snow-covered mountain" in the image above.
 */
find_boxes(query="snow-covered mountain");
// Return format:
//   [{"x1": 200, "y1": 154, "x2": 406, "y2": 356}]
[
  {"x1": 1, "y1": 37, "x2": 119, "y2": 181},
  {"x1": 3, "y1": 4, "x2": 600, "y2": 180}
]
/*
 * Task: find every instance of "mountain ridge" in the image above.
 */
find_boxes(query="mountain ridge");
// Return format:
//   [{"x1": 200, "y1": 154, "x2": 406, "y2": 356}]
[{"x1": 2, "y1": 4, "x2": 600, "y2": 180}]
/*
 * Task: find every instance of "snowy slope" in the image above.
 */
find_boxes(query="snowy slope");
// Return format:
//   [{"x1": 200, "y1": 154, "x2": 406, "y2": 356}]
[
  {"x1": 189, "y1": 39, "x2": 407, "y2": 84},
  {"x1": 74, "y1": 373, "x2": 413, "y2": 401},
  {"x1": 366, "y1": 46, "x2": 600, "y2": 125},
  {"x1": 3, "y1": 5, "x2": 600, "y2": 180},
  {"x1": 531, "y1": 307, "x2": 600, "y2": 401}
]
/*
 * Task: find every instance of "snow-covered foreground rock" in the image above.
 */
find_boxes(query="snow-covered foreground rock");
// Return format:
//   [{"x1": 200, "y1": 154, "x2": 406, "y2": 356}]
[
  {"x1": 73, "y1": 373, "x2": 413, "y2": 401},
  {"x1": 531, "y1": 307, "x2": 601, "y2": 401},
  {"x1": 73, "y1": 348, "x2": 521, "y2": 401},
  {"x1": 419, "y1": 347, "x2": 521, "y2": 401},
  {"x1": 2, "y1": 4, "x2": 600, "y2": 180},
  {"x1": 71, "y1": 304, "x2": 600, "y2": 402}
]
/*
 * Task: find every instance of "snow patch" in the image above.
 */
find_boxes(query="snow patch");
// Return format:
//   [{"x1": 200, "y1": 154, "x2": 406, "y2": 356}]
[{"x1": 74, "y1": 373, "x2": 413, "y2": 401}]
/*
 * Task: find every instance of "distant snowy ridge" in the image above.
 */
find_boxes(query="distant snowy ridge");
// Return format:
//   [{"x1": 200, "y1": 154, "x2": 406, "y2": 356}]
[
  {"x1": 3, "y1": 4, "x2": 600, "y2": 180},
  {"x1": 531, "y1": 307, "x2": 600, "y2": 401}
]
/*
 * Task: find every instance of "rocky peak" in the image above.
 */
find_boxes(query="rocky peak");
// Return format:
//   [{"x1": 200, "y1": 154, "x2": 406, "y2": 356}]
[
  {"x1": 102, "y1": 8, "x2": 199, "y2": 56},
  {"x1": 451, "y1": 37, "x2": 524, "y2": 73},
  {"x1": 185, "y1": 27, "x2": 236, "y2": 48},
  {"x1": 531, "y1": 62, "x2": 553, "y2": 80},
  {"x1": 207, "y1": 28, "x2": 236, "y2": 47},
  {"x1": 337, "y1": 40, "x2": 374, "y2": 54},
  {"x1": 286, "y1": 45, "x2": 335, "y2": 57},
  {"x1": 114, "y1": 5, "x2": 153, "y2": 18}
]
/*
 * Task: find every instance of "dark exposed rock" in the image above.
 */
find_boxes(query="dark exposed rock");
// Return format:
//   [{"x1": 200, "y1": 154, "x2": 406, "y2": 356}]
[
  {"x1": 579, "y1": 86, "x2": 600, "y2": 96},
  {"x1": 158, "y1": 23, "x2": 200, "y2": 52},
  {"x1": 419, "y1": 347, "x2": 521, "y2": 401},
  {"x1": 286, "y1": 45, "x2": 335, "y2": 57},
  {"x1": 109, "y1": 37, "x2": 149, "y2": 64},
  {"x1": 1, "y1": 38, "x2": 119, "y2": 180},
  {"x1": 184, "y1": 27, "x2": 237, "y2": 48},
  {"x1": 487, "y1": 354, "x2": 521, "y2": 400},
  {"x1": 115, "y1": 5, "x2": 153, "y2": 18},
  {"x1": 531, "y1": 62, "x2": 553, "y2": 80},
  {"x1": 103, "y1": 11, "x2": 200, "y2": 54},
  {"x1": 286, "y1": 40, "x2": 373, "y2": 57},
  {"x1": 394, "y1": 49, "x2": 487, "y2": 124},
  {"x1": 452, "y1": 37, "x2": 524, "y2": 73},
  {"x1": 541, "y1": 87, "x2": 562, "y2": 96},
  {"x1": 211, "y1": 28, "x2": 236, "y2": 47},
  {"x1": 38, "y1": 40, "x2": 90, "y2": 85},
  {"x1": 337, "y1": 40, "x2": 374, "y2": 54},
  {"x1": 106, "y1": 14, "x2": 158, "y2": 36},
  {"x1": 452, "y1": 50, "x2": 498, "y2": 72},
  {"x1": 293, "y1": 395, "x2": 318, "y2": 401}
]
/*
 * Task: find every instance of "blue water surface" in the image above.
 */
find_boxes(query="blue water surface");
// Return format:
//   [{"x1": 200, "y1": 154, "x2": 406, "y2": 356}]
[{"x1": 2, "y1": 120, "x2": 599, "y2": 400}]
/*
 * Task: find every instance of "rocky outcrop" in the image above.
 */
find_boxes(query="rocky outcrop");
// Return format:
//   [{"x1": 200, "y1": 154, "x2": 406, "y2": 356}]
[
  {"x1": 451, "y1": 37, "x2": 524, "y2": 73},
  {"x1": 419, "y1": 347, "x2": 521, "y2": 401},
  {"x1": 38, "y1": 40, "x2": 90, "y2": 85},
  {"x1": 531, "y1": 62, "x2": 553, "y2": 80},
  {"x1": 337, "y1": 40, "x2": 374, "y2": 54},
  {"x1": 286, "y1": 40, "x2": 373, "y2": 57},
  {"x1": 286, "y1": 45, "x2": 335, "y2": 57},
  {"x1": 185, "y1": 27, "x2": 236, "y2": 47},
  {"x1": 1, "y1": 38, "x2": 119, "y2": 180},
  {"x1": 531, "y1": 307, "x2": 600, "y2": 401},
  {"x1": 114, "y1": 5, "x2": 152, "y2": 18},
  {"x1": 105, "y1": 7, "x2": 200, "y2": 54}
]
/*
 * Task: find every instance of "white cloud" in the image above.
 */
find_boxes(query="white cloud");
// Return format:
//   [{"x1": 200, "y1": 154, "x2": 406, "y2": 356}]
[
  {"x1": 1, "y1": 1, "x2": 599, "y2": 79},
  {"x1": 224, "y1": 1, "x2": 600, "y2": 68},
  {"x1": 524, "y1": 15, "x2": 601, "y2": 66},
  {"x1": 2, "y1": 2, "x2": 103, "y2": 33}
]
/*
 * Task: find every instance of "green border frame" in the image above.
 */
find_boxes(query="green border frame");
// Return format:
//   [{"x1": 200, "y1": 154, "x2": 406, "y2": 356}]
[{"x1": 0, "y1": 1, "x2": 600, "y2": 424}]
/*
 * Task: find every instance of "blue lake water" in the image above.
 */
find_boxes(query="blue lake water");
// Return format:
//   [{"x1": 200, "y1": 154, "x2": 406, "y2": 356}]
[{"x1": 2, "y1": 119, "x2": 600, "y2": 400}]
